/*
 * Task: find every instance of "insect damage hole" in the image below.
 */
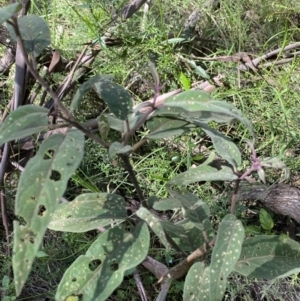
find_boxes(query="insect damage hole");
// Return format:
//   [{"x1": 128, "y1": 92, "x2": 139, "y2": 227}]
[
  {"x1": 110, "y1": 259, "x2": 119, "y2": 271},
  {"x1": 88, "y1": 259, "x2": 102, "y2": 271},
  {"x1": 37, "y1": 205, "x2": 46, "y2": 216},
  {"x1": 50, "y1": 170, "x2": 61, "y2": 181},
  {"x1": 43, "y1": 149, "x2": 55, "y2": 159}
]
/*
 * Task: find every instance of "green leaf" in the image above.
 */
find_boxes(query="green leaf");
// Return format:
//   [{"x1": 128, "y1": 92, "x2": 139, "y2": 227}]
[
  {"x1": 0, "y1": 105, "x2": 48, "y2": 145},
  {"x1": 183, "y1": 58, "x2": 210, "y2": 79},
  {"x1": 162, "y1": 219, "x2": 206, "y2": 252},
  {"x1": 146, "y1": 195, "x2": 159, "y2": 208},
  {"x1": 97, "y1": 114, "x2": 110, "y2": 140},
  {"x1": 146, "y1": 116, "x2": 196, "y2": 139},
  {"x1": 108, "y1": 142, "x2": 132, "y2": 160},
  {"x1": 197, "y1": 122, "x2": 241, "y2": 168},
  {"x1": 244, "y1": 225, "x2": 261, "y2": 235},
  {"x1": 259, "y1": 208, "x2": 274, "y2": 231},
  {"x1": 117, "y1": 145, "x2": 132, "y2": 155},
  {"x1": 184, "y1": 215, "x2": 244, "y2": 301},
  {"x1": 160, "y1": 91, "x2": 254, "y2": 136},
  {"x1": 136, "y1": 207, "x2": 171, "y2": 249},
  {"x1": 148, "y1": 61, "x2": 160, "y2": 88},
  {"x1": 71, "y1": 75, "x2": 113, "y2": 111},
  {"x1": 183, "y1": 262, "x2": 206, "y2": 301},
  {"x1": 55, "y1": 222, "x2": 150, "y2": 301},
  {"x1": 257, "y1": 167, "x2": 266, "y2": 184},
  {"x1": 7, "y1": 16, "x2": 51, "y2": 57},
  {"x1": 179, "y1": 72, "x2": 191, "y2": 91},
  {"x1": 94, "y1": 81, "x2": 133, "y2": 120},
  {"x1": 166, "y1": 37, "x2": 186, "y2": 44},
  {"x1": 260, "y1": 157, "x2": 287, "y2": 169},
  {"x1": 179, "y1": 57, "x2": 210, "y2": 79},
  {"x1": 167, "y1": 163, "x2": 238, "y2": 186},
  {"x1": 260, "y1": 157, "x2": 290, "y2": 182},
  {"x1": 13, "y1": 129, "x2": 85, "y2": 296},
  {"x1": 168, "y1": 190, "x2": 214, "y2": 239},
  {"x1": 36, "y1": 250, "x2": 48, "y2": 258},
  {"x1": 156, "y1": 190, "x2": 214, "y2": 252},
  {"x1": 153, "y1": 198, "x2": 182, "y2": 211},
  {"x1": 105, "y1": 113, "x2": 141, "y2": 133},
  {"x1": 209, "y1": 215, "x2": 244, "y2": 299},
  {"x1": 0, "y1": 3, "x2": 21, "y2": 24},
  {"x1": 48, "y1": 193, "x2": 127, "y2": 232},
  {"x1": 108, "y1": 142, "x2": 122, "y2": 160},
  {"x1": 234, "y1": 235, "x2": 300, "y2": 279},
  {"x1": 2, "y1": 275, "x2": 10, "y2": 289}
]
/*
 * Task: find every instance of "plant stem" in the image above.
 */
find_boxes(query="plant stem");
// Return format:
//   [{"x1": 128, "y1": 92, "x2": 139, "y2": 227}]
[
  {"x1": 119, "y1": 154, "x2": 145, "y2": 203},
  {"x1": 230, "y1": 179, "x2": 241, "y2": 214},
  {"x1": 60, "y1": 116, "x2": 110, "y2": 149}
]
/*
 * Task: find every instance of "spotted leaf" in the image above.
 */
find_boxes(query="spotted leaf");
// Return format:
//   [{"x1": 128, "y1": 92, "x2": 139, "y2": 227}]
[
  {"x1": 55, "y1": 222, "x2": 150, "y2": 301},
  {"x1": 94, "y1": 81, "x2": 133, "y2": 120},
  {"x1": 48, "y1": 193, "x2": 127, "y2": 232},
  {"x1": 13, "y1": 129, "x2": 85, "y2": 296}
]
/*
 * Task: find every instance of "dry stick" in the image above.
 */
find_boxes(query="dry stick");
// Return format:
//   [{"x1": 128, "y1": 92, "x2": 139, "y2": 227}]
[
  {"x1": 230, "y1": 179, "x2": 241, "y2": 215},
  {"x1": 0, "y1": 143, "x2": 11, "y2": 256},
  {"x1": 239, "y1": 42, "x2": 300, "y2": 71},
  {"x1": 57, "y1": 45, "x2": 89, "y2": 99},
  {"x1": 155, "y1": 282, "x2": 171, "y2": 301},
  {"x1": 134, "y1": 270, "x2": 149, "y2": 301},
  {"x1": 158, "y1": 235, "x2": 217, "y2": 284},
  {"x1": 261, "y1": 57, "x2": 297, "y2": 68}
]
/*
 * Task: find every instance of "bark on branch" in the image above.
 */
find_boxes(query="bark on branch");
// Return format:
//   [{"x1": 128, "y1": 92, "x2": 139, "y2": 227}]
[{"x1": 236, "y1": 183, "x2": 300, "y2": 222}]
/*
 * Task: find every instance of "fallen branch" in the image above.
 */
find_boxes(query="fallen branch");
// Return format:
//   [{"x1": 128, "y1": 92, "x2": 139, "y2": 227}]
[{"x1": 236, "y1": 183, "x2": 300, "y2": 222}]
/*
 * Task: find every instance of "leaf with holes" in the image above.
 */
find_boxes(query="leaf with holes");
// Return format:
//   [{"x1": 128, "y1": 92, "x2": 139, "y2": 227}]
[
  {"x1": 94, "y1": 81, "x2": 133, "y2": 120},
  {"x1": 7, "y1": 16, "x2": 50, "y2": 57},
  {"x1": 196, "y1": 122, "x2": 241, "y2": 168},
  {"x1": 48, "y1": 193, "x2": 127, "y2": 232},
  {"x1": 0, "y1": 105, "x2": 49, "y2": 145},
  {"x1": 0, "y1": 3, "x2": 21, "y2": 24},
  {"x1": 55, "y1": 222, "x2": 150, "y2": 301},
  {"x1": 167, "y1": 163, "x2": 238, "y2": 186},
  {"x1": 136, "y1": 207, "x2": 171, "y2": 250},
  {"x1": 13, "y1": 129, "x2": 85, "y2": 296},
  {"x1": 146, "y1": 116, "x2": 196, "y2": 139},
  {"x1": 184, "y1": 214, "x2": 244, "y2": 301},
  {"x1": 234, "y1": 235, "x2": 300, "y2": 279},
  {"x1": 70, "y1": 75, "x2": 113, "y2": 111}
]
